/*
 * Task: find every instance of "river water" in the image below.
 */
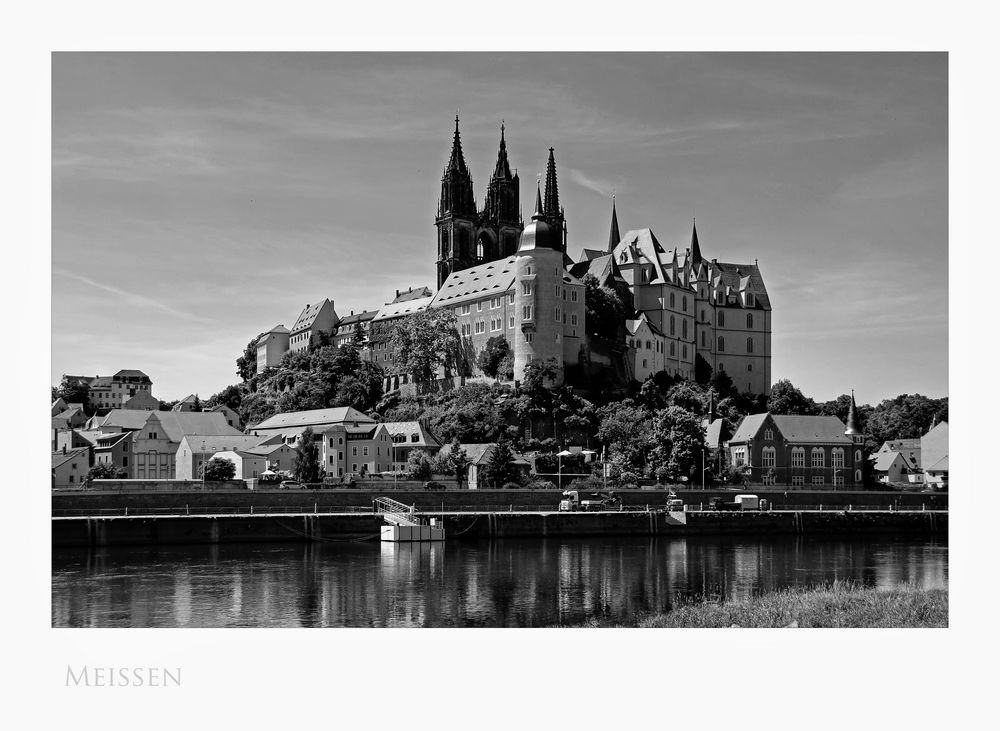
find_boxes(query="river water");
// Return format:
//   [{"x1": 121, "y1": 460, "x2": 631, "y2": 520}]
[{"x1": 51, "y1": 536, "x2": 947, "y2": 627}]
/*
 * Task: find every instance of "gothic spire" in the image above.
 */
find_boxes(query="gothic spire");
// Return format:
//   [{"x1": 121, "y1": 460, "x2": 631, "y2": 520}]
[
  {"x1": 492, "y1": 120, "x2": 512, "y2": 180},
  {"x1": 690, "y1": 218, "x2": 703, "y2": 266},
  {"x1": 608, "y1": 195, "x2": 621, "y2": 252},
  {"x1": 532, "y1": 182, "x2": 544, "y2": 220},
  {"x1": 446, "y1": 114, "x2": 469, "y2": 174},
  {"x1": 543, "y1": 147, "x2": 560, "y2": 217},
  {"x1": 845, "y1": 390, "x2": 861, "y2": 436}
]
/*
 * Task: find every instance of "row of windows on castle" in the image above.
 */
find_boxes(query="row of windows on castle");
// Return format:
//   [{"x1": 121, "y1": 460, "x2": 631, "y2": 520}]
[{"x1": 633, "y1": 274, "x2": 759, "y2": 310}]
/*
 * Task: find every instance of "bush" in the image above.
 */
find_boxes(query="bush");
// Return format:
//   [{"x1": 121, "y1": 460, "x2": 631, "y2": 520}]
[
  {"x1": 567, "y1": 476, "x2": 605, "y2": 493},
  {"x1": 527, "y1": 479, "x2": 557, "y2": 490},
  {"x1": 200, "y1": 457, "x2": 236, "y2": 482},
  {"x1": 502, "y1": 481, "x2": 523, "y2": 490},
  {"x1": 86, "y1": 463, "x2": 127, "y2": 481}
]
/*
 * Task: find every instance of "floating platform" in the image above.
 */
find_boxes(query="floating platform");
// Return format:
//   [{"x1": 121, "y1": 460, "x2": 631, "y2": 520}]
[
  {"x1": 375, "y1": 496, "x2": 445, "y2": 542},
  {"x1": 380, "y1": 521, "x2": 446, "y2": 543}
]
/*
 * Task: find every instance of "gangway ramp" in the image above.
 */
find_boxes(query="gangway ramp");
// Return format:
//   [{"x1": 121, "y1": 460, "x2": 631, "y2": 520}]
[{"x1": 373, "y1": 496, "x2": 444, "y2": 542}]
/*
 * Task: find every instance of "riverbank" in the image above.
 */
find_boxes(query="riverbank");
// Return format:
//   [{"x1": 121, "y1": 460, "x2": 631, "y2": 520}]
[
  {"x1": 575, "y1": 582, "x2": 948, "y2": 628},
  {"x1": 51, "y1": 509, "x2": 947, "y2": 547}
]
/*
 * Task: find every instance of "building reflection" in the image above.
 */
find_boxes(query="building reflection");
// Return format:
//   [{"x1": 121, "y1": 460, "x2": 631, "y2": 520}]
[{"x1": 51, "y1": 537, "x2": 948, "y2": 628}]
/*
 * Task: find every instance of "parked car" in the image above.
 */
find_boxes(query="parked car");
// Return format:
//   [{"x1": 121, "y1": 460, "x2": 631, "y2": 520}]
[
  {"x1": 424, "y1": 481, "x2": 446, "y2": 491},
  {"x1": 279, "y1": 480, "x2": 302, "y2": 490}
]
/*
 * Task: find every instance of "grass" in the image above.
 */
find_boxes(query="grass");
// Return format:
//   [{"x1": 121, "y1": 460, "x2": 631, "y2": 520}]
[{"x1": 577, "y1": 581, "x2": 948, "y2": 628}]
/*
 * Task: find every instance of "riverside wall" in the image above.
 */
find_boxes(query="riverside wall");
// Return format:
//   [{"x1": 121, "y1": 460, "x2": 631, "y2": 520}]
[
  {"x1": 53, "y1": 487, "x2": 947, "y2": 515},
  {"x1": 52, "y1": 509, "x2": 947, "y2": 548}
]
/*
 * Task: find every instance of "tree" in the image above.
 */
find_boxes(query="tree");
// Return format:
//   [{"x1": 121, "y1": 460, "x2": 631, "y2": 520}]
[
  {"x1": 391, "y1": 308, "x2": 461, "y2": 382},
  {"x1": 200, "y1": 457, "x2": 236, "y2": 481},
  {"x1": 694, "y1": 353, "x2": 713, "y2": 386},
  {"x1": 767, "y1": 379, "x2": 818, "y2": 415},
  {"x1": 596, "y1": 399, "x2": 657, "y2": 474},
  {"x1": 192, "y1": 394, "x2": 202, "y2": 411},
  {"x1": 208, "y1": 384, "x2": 245, "y2": 412},
  {"x1": 650, "y1": 406, "x2": 706, "y2": 483},
  {"x1": 86, "y1": 463, "x2": 127, "y2": 481},
  {"x1": 236, "y1": 337, "x2": 259, "y2": 382},
  {"x1": 449, "y1": 439, "x2": 470, "y2": 484},
  {"x1": 54, "y1": 376, "x2": 94, "y2": 416},
  {"x1": 583, "y1": 274, "x2": 625, "y2": 340},
  {"x1": 476, "y1": 335, "x2": 512, "y2": 379},
  {"x1": 481, "y1": 436, "x2": 516, "y2": 488},
  {"x1": 293, "y1": 426, "x2": 322, "y2": 483},
  {"x1": 407, "y1": 449, "x2": 433, "y2": 480}
]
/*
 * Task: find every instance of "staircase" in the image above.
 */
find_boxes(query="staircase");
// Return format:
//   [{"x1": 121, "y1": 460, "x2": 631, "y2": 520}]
[
  {"x1": 373, "y1": 496, "x2": 422, "y2": 527},
  {"x1": 373, "y1": 496, "x2": 445, "y2": 542}
]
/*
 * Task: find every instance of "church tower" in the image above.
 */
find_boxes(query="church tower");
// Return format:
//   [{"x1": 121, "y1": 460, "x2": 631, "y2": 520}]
[
  {"x1": 436, "y1": 116, "x2": 478, "y2": 289},
  {"x1": 479, "y1": 122, "x2": 523, "y2": 260},
  {"x1": 542, "y1": 147, "x2": 567, "y2": 253}
]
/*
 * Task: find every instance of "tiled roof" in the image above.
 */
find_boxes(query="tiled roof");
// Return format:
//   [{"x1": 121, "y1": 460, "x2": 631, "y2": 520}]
[
  {"x1": 52, "y1": 447, "x2": 89, "y2": 470},
  {"x1": 702, "y1": 417, "x2": 727, "y2": 450},
  {"x1": 391, "y1": 286, "x2": 433, "y2": 303},
  {"x1": 94, "y1": 410, "x2": 242, "y2": 442},
  {"x1": 731, "y1": 413, "x2": 851, "y2": 445},
  {"x1": 373, "y1": 295, "x2": 434, "y2": 321},
  {"x1": 926, "y1": 455, "x2": 949, "y2": 472},
  {"x1": 252, "y1": 406, "x2": 374, "y2": 431},
  {"x1": 291, "y1": 299, "x2": 333, "y2": 333},
  {"x1": 614, "y1": 229, "x2": 669, "y2": 282},
  {"x1": 430, "y1": 257, "x2": 517, "y2": 307},
  {"x1": 114, "y1": 369, "x2": 150, "y2": 379},
  {"x1": 381, "y1": 421, "x2": 441, "y2": 449},
  {"x1": 179, "y1": 435, "x2": 267, "y2": 454},
  {"x1": 872, "y1": 451, "x2": 904, "y2": 471},
  {"x1": 338, "y1": 310, "x2": 379, "y2": 325}
]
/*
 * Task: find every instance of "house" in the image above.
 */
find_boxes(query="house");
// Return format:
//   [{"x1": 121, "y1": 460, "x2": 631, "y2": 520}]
[
  {"x1": 382, "y1": 421, "x2": 442, "y2": 470},
  {"x1": 436, "y1": 442, "x2": 530, "y2": 489},
  {"x1": 171, "y1": 394, "x2": 202, "y2": 412},
  {"x1": 255, "y1": 324, "x2": 291, "y2": 373},
  {"x1": 52, "y1": 447, "x2": 91, "y2": 489},
  {"x1": 288, "y1": 299, "x2": 339, "y2": 354},
  {"x1": 921, "y1": 421, "x2": 948, "y2": 488},
  {"x1": 626, "y1": 314, "x2": 667, "y2": 383},
  {"x1": 248, "y1": 406, "x2": 376, "y2": 442},
  {"x1": 85, "y1": 370, "x2": 154, "y2": 412},
  {"x1": 319, "y1": 422, "x2": 393, "y2": 477},
  {"x1": 211, "y1": 450, "x2": 267, "y2": 481},
  {"x1": 871, "y1": 451, "x2": 915, "y2": 484},
  {"x1": 333, "y1": 310, "x2": 378, "y2": 349},
  {"x1": 88, "y1": 409, "x2": 243, "y2": 479},
  {"x1": 876, "y1": 438, "x2": 922, "y2": 471},
  {"x1": 727, "y1": 395, "x2": 866, "y2": 487},
  {"x1": 93, "y1": 431, "x2": 132, "y2": 474},
  {"x1": 176, "y1": 434, "x2": 273, "y2": 480},
  {"x1": 243, "y1": 442, "x2": 298, "y2": 474},
  {"x1": 123, "y1": 391, "x2": 160, "y2": 410},
  {"x1": 365, "y1": 290, "x2": 435, "y2": 372},
  {"x1": 205, "y1": 403, "x2": 242, "y2": 430},
  {"x1": 54, "y1": 428, "x2": 101, "y2": 455}
]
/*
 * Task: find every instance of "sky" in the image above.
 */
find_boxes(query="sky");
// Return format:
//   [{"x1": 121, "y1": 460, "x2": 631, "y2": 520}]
[{"x1": 51, "y1": 52, "x2": 948, "y2": 404}]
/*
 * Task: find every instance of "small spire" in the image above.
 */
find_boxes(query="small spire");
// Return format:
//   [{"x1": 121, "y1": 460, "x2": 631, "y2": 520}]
[
  {"x1": 608, "y1": 195, "x2": 621, "y2": 252},
  {"x1": 532, "y1": 182, "x2": 543, "y2": 220},
  {"x1": 543, "y1": 147, "x2": 560, "y2": 217},
  {"x1": 845, "y1": 389, "x2": 861, "y2": 436},
  {"x1": 708, "y1": 389, "x2": 717, "y2": 422},
  {"x1": 690, "y1": 218, "x2": 703, "y2": 265}
]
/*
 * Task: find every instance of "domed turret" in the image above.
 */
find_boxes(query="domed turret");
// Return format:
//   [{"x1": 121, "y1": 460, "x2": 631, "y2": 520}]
[{"x1": 517, "y1": 185, "x2": 560, "y2": 252}]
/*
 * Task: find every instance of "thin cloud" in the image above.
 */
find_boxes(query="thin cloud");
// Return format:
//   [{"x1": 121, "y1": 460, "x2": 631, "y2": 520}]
[
  {"x1": 566, "y1": 167, "x2": 618, "y2": 198},
  {"x1": 54, "y1": 268, "x2": 217, "y2": 325}
]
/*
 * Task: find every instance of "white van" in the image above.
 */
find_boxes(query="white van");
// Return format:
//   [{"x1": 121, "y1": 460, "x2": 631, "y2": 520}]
[{"x1": 734, "y1": 494, "x2": 760, "y2": 510}]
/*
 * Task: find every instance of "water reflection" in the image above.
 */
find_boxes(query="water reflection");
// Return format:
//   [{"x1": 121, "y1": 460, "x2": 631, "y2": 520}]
[{"x1": 52, "y1": 536, "x2": 948, "y2": 628}]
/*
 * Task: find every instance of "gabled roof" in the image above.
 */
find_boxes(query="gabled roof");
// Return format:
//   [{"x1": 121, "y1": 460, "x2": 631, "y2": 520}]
[
  {"x1": 244, "y1": 442, "x2": 296, "y2": 456},
  {"x1": 430, "y1": 256, "x2": 518, "y2": 307},
  {"x1": 114, "y1": 369, "x2": 150, "y2": 379},
  {"x1": 569, "y1": 252, "x2": 628, "y2": 290},
  {"x1": 731, "y1": 413, "x2": 851, "y2": 445},
  {"x1": 702, "y1": 417, "x2": 728, "y2": 450},
  {"x1": 93, "y1": 410, "x2": 242, "y2": 442},
  {"x1": 251, "y1": 406, "x2": 374, "y2": 431},
  {"x1": 256, "y1": 325, "x2": 289, "y2": 344},
  {"x1": 926, "y1": 455, "x2": 949, "y2": 472},
  {"x1": 439, "y1": 442, "x2": 494, "y2": 465},
  {"x1": 291, "y1": 299, "x2": 335, "y2": 333},
  {"x1": 614, "y1": 229, "x2": 669, "y2": 282},
  {"x1": 52, "y1": 447, "x2": 89, "y2": 470},
  {"x1": 381, "y1": 421, "x2": 441, "y2": 449},
  {"x1": 871, "y1": 451, "x2": 905, "y2": 471}
]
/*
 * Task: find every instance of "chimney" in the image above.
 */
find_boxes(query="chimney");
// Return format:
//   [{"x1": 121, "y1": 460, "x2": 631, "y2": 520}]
[
  {"x1": 395, "y1": 289, "x2": 399, "y2": 298},
  {"x1": 62, "y1": 445, "x2": 67, "y2": 454}
]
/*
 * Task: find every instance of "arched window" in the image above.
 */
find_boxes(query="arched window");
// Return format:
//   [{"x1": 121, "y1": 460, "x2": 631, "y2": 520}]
[
  {"x1": 682, "y1": 296, "x2": 688, "y2": 312},
  {"x1": 747, "y1": 364, "x2": 752, "y2": 372},
  {"x1": 855, "y1": 469, "x2": 862, "y2": 482},
  {"x1": 718, "y1": 336, "x2": 725, "y2": 352},
  {"x1": 682, "y1": 320, "x2": 688, "y2": 339},
  {"x1": 718, "y1": 310, "x2": 725, "y2": 327},
  {"x1": 669, "y1": 292, "x2": 675, "y2": 308},
  {"x1": 746, "y1": 337, "x2": 754, "y2": 353},
  {"x1": 410, "y1": 434, "x2": 419, "y2": 443},
  {"x1": 682, "y1": 344, "x2": 688, "y2": 359},
  {"x1": 791, "y1": 447, "x2": 805, "y2": 467},
  {"x1": 855, "y1": 449, "x2": 862, "y2": 463},
  {"x1": 476, "y1": 240, "x2": 484, "y2": 259},
  {"x1": 670, "y1": 316, "x2": 675, "y2": 336},
  {"x1": 747, "y1": 313, "x2": 754, "y2": 328},
  {"x1": 670, "y1": 341, "x2": 675, "y2": 356},
  {"x1": 761, "y1": 447, "x2": 776, "y2": 468},
  {"x1": 832, "y1": 448, "x2": 845, "y2": 469},
  {"x1": 811, "y1": 448, "x2": 825, "y2": 468}
]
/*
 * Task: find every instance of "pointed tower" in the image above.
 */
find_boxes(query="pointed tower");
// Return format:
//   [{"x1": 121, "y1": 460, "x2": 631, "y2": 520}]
[
  {"x1": 608, "y1": 195, "x2": 621, "y2": 252},
  {"x1": 436, "y1": 115, "x2": 479, "y2": 288},
  {"x1": 690, "y1": 218, "x2": 703, "y2": 267},
  {"x1": 480, "y1": 121, "x2": 523, "y2": 259},
  {"x1": 845, "y1": 389, "x2": 865, "y2": 487},
  {"x1": 542, "y1": 147, "x2": 567, "y2": 253}
]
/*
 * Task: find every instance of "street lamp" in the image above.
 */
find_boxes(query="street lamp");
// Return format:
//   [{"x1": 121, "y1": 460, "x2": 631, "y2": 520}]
[{"x1": 557, "y1": 448, "x2": 573, "y2": 491}]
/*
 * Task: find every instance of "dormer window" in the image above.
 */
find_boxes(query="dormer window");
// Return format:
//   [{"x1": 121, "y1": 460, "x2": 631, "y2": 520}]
[{"x1": 746, "y1": 293, "x2": 755, "y2": 307}]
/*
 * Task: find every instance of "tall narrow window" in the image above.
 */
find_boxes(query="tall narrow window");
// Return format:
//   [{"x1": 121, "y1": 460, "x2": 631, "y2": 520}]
[
  {"x1": 718, "y1": 336, "x2": 725, "y2": 352},
  {"x1": 682, "y1": 296, "x2": 687, "y2": 311},
  {"x1": 670, "y1": 316, "x2": 675, "y2": 335},
  {"x1": 747, "y1": 337, "x2": 754, "y2": 353},
  {"x1": 747, "y1": 313, "x2": 754, "y2": 328}
]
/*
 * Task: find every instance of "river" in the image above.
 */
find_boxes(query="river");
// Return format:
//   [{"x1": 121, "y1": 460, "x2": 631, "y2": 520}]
[{"x1": 51, "y1": 535, "x2": 947, "y2": 627}]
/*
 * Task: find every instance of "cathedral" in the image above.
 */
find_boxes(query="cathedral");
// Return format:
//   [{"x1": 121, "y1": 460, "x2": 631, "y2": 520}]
[{"x1": 424, "y1": 117, "x2": 773, "y2": 394}]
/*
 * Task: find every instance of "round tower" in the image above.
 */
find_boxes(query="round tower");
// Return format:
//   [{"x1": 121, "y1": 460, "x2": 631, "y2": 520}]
[{"x1": 514, "y1": 184, "x2": 565, "y2": 386}]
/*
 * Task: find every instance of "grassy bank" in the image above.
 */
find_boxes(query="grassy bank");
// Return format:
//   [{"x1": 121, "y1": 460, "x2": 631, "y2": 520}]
[{"x1": 579, "y1": 582, "x2": 948, "y2": 628}]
